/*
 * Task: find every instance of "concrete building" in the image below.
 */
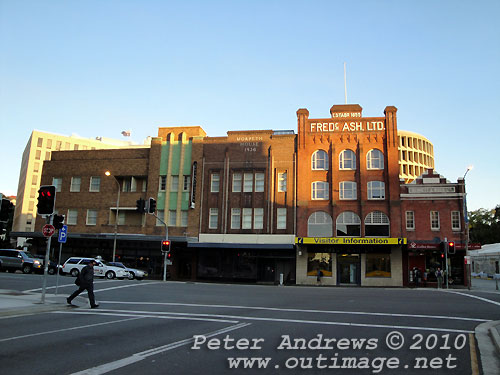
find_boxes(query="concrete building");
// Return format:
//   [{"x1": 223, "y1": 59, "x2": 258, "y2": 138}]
[{"x1": 398, "y1": 130, "x2": 435, "y2": 183}]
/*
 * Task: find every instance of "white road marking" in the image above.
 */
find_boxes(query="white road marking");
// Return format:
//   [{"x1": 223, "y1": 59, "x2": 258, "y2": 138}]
[
  {"x1": 69, "y1": 322, "x2": 251, "y2": 375},
  {"x1": 443, "y1": 290, "x2": 500, "y2": 306},
  {"x1": 73, "y1": 308, "x2": 475, "y2": 334},
  {"x1": 23, "y1": 280, "x2": 162, "y2": 293},
  {"x1": 97, "y1": 300, "x2": 490, "y2": 322},
  {"x1": 0, "y1": 317, "x2": 143, "y2": 342}
]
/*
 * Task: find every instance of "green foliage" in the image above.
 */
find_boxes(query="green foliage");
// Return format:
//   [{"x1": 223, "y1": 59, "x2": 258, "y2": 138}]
[{"x1": 469, "y1": 205, "x2": 500, "y2": 245}]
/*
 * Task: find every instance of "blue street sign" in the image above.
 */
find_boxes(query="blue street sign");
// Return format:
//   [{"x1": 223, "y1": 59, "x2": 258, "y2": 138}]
[{"x1": 58, "y1": 225, "x2": 68, "y2": 243}]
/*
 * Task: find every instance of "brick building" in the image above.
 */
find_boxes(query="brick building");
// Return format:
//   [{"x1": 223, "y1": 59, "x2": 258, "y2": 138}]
[{"x1": 294, "y1": 104, "x2": 404, "y2": 287}]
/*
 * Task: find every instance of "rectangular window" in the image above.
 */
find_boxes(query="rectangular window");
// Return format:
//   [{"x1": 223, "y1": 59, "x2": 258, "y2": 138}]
[
  {"x1": 254, "y1": 208, "x2": 264, "y2": 229},
  {"x1": 451, "y1": 211, "x2": 461, "y2": 231},
  {"x1": 169, "y1": 210, "x2": 177, "y2": 226},
  {"x1": 366, "y1": 254, "x2": 391, "y2": 278},
  {"x1": 430, "y1": 211, "x2": 440, "y2": 230},
  {"x1": 30, "y1": 188, "x2": 36, "y2": 198},
  {"x1": 171, "y1": 176, "x2": 179, "y2": 192},
  {"x1": 70, "y1": 177, "x2": 81, "y2": 192},
  {"x1": 64, "y1": 142, "x2": 70, "y2": 150},
  {"x1": 255, "y1": 173, "x2": 265, "y2": 192},
  {"x1": 278, "y1": 172, "x2": 287, "y2": 192},
  {"x1": 242, "y1": 208, "x2": 252, "y2": 229},
  {"x1": 37, "y1": 137, "x2": 43, "y2": 147},
  {"x1": 243, "y1": 173, "x2": 253, "y2": 192},
  {"x1": 89, "y1": 177, "x2": 101, "y2": 192},
  {"x1": 52, "y1": 177, "x2": 62, "y2": 192},
  {"x1": 231, "y1": 208, "x2": 241, "y2": 229},
  {"x1": 117, "y1": 211, "x2": 126, "y2": 225},
  {"x1": 130, "y1": 177, "x2": 137, "y2": 192},
  {"x1": 156, "y1": 210, "x2": 164, "y2": 226},
  {"x1": 142, "y1": 179, "x2": 147, "y2": 192},
  {"x1": 35, "y1": 150, "x2": 41, "y2": 160},
  {"x1": 86, "y1": 209, "x2": 98, "y2": 225},
  {"x1": 33, "y1": 162, "x2": 39, "y2": 173},
  {"x1": 211, "y1": 173, "x2": 220, "y2": 193},
  {"x1": 209, "y1": 208, "x2": 218, "y2": 229},
  {"x1": 122, "y1": 178, "x2": 132, "y2": 192},
  {"x1": 277, "y1": 208, "x2": 287, "y2": 229},
  {"x1": 46, "y1": 139, "x2": 52, "y2": 149},
  {"x1": 159, "y1": 176, "x2": 167, "y2": 191},
  {"x1": 45, "y1": 151, "x2": 51, "y2": 160},
  {"x1": 74, "y1": 144, "x2": 79, "y2": 150},
  {"x1": 183, "y1": 176, "x2": 191, "y2": 192},
  {"x1": 339, "y1": 181, "x2": 356, "y2": 200},
  {"x1": 56, "y1": 141, "x2": 62, "y2": 150},
  {"x1": 232, "y1": 173, "x2": 242, "y2": 192},
  {"x1": 367, "y1": 181, "x2": 385, "y2": 200},
  {"x1": 312, "y1": 182, "x2": 329, "y2": 200},
  {"x1": 307, "y1": 253, "x2": 332, "y2": 277},
  {"x1": 181, "y1": 210, "x2": 188, "y2": 227},
  {"x1": 406, "y1": 211, "x2": 415, "y2": 230}
]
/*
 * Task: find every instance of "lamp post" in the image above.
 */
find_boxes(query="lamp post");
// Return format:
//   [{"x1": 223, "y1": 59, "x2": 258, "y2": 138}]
[
  {"x1": 463, "y1": 165, "x2": 473, "y2": 290},
  {"x1": 105, "y1": 171, "x2": 120, "y2": 262}
]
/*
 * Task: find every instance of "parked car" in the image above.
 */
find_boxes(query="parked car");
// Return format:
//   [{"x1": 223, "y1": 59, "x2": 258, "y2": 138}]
[
  {"x1": 0, "y1": 249, "x2": 42, "y2": 274},
  {"x1": 61, "y1": 257, "x2": 129, "y2": 279},
  {"x1": 108, "y1": 262, "x2": 148, "y2": 280},
  {"x1": 33, "y1": 255, "x2": 59, "y2": 275}
]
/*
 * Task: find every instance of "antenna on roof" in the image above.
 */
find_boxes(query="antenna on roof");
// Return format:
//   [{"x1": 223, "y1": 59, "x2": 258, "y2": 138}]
[{"x1": 344, "y1": 62, "x2": 348, "y2": 104}]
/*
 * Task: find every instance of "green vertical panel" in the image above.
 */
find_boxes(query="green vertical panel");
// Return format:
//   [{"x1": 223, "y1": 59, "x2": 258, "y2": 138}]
[
  {"x1": 169, "y1": 192, "x2": 178, "y2": 210},
  {"x1": 159, "y1": 142, "x2": 169, "y2": 175},
  {"x1": 181, "y1": 193, "x2": 190, "y2": 210},
  {"x1": 183, "y1": 142, "x2": 192, "y2": 175},
  {"x1": 170, "y1": 143, "x2": 181, "y2": 175},
  {"x1": 157, "y1": 192, "x2": 165, "y2": 209}
]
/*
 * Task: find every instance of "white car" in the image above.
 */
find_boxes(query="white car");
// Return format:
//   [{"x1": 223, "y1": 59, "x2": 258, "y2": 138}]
[
  {"x1": 109, "y1": 262, "x2": 148, "y2": 280},
  {"x1": 62, "y1": 257, "x2": 130, "y2": 279}
]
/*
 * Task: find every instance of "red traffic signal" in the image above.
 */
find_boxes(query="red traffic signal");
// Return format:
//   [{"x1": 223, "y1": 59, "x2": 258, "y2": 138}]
[
  {"x1": 37, "y1": 185, "x2": 56, "y2": 215},
  {"x1": 448, "y1": 241, "x2": 455, "y2": 254},
  {"x1": 161, "y1": 240, "x2": 171, "y2": 252}
]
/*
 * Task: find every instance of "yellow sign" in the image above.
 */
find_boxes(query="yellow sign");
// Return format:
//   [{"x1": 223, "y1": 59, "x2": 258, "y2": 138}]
[{"x1": 295, "y1": 237, "x2": 407, "y2": 245}]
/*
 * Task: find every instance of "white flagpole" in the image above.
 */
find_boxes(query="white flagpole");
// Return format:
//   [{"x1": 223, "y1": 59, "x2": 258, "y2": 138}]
[{"x1": 344, "y1": 62, "x2": 348, "y2": 104}]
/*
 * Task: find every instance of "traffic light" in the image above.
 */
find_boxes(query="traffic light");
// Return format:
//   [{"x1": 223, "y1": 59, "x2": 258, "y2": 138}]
[
  {"x1": 0, "y1": 199, "x2": 14, "y2": 222},
  {"x1": 448, "y1": 241, "x2": 455, "y2": 254},
  {"x1": 440, "y1": 241, "x2": 446, "y2": 254},
  {"x1": 136, "y1": 198, "x2": 146, "y2": 213},
  {"x1": 148, "y1": 198, "x2": 156, "y2": 214},
  {"x1": 161, "y1": 240, "x2": 171, "y2": 252},
  {"x1": 37, "y1": 185, "x2": 56, "y2": 215},
  {"x1": 53, "y1": 214, "x2": 65, "y2": 230},
  {"x1": 167, "y1": 252, "x2": 172, "y2": 260}
]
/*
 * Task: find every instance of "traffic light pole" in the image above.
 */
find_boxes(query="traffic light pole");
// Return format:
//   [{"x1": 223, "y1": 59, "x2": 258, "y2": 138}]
[
  {"x1": 41, "y1": 214, "x2": 54, "y2": 304},
  {"x1": 444, "y1": 237, "x2": 449, "y2": 290},
  {"x1": 152, "y1": 213, "x2": 169, "y2": 282}
]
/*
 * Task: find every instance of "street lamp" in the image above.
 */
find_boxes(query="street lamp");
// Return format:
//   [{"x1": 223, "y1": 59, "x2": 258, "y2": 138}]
[
  {"x1": 463, "y1": 165, "x2": 473, "y2": 290},
  {"x1": 105, "y1": 171, "x2": 120, "y2": 262}
]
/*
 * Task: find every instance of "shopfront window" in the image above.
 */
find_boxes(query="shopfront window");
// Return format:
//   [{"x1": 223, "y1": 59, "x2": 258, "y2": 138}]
[
  {"x1": 365, "y1": 253, "x2": 391, "y2": 277},
  {"x1": 307, "y1": 252, "x2": 332, "y2": 277}
]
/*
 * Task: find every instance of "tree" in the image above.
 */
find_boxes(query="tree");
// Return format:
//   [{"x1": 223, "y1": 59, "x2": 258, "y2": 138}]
[{"x1": 469, "y1": 205, "x2": 500, "y2": 244}]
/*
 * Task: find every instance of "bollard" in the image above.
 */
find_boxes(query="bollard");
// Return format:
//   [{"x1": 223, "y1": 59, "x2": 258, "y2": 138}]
[{"x1": 279, "y1": 273, "x2": 284, "y2": 286}]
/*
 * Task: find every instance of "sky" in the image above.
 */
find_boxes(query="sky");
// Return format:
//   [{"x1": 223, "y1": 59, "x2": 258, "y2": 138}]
[{"x1": 1, "y1": 0, "x2": 499, "y2": 211}]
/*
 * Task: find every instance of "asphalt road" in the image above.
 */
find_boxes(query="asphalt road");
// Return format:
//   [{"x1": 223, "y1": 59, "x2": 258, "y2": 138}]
[{"x1": 1, "y1": 273, "x2": 499, "y2": 375}]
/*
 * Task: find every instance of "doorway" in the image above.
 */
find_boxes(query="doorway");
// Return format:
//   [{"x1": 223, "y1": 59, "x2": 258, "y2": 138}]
[{"x1": 337, "y1": 254, "x2": 361, "y2": 285}]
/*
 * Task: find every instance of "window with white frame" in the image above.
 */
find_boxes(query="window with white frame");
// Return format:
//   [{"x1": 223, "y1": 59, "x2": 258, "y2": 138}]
[
  {"x1": 70, "y1": 177, "x2": 81, "y2": 192},
  {"x1": 242, "y1": 208, "x2": 252, "y2": 229},
  {"x1": 307, "y1": 211, "x2": 333, "y2": 237},
  {"x1": 159, "y1": 176, "x2": 167, "y2": 191},
  {"x1": 243, "y1": 173, "x2": 253, "y2": 192},
  {"x1": 67, "y1": 209, "x2": 78, "y2": 225},
  {"x1": 255, "y1": 173, "x2": 265, "y2": 192},
  {"x1": 122, "y1": 178, "x2": 132, "y2": 192},
  {"x1": 183, "y1": 176, "x2": 191, "y2": 192},
  {"x1": 366, "y1": 149, "x2": 384, "y2": 170},
  {"x1": 339, "y1": 181, "x2": 357, "y2": 200},
  {"x1": 156, "y1": 210, "x2": 164, "y2": 226},
  {"x1": 86, "y1": 209, "x2": 98, "y2": 225},
  {"x1": 181, "y1": 210, "x2": 188, "y2": 227},
  {"x1": 339, "y1": 149, "x2": 356, "y2": 170},
  {"x1": 312, "y1": 181, "x2": 329, "y2": 200},
  {"x1": 254, "y1": 208, "x2": 264, "y2": 229},
  {"x1": 336, "y1": 211, "x2": 361, "y2": 237},
  {"x1": 278, "y1": 172, "x2": 287, "y2": 192},
  {"x1": 52, "y1": 177, "x2": 62, "y2": 192},
  {"x1": 312, "y1": 150, "x2": 329, "y2": 170},
  {"x1": 451, "y1": 211, "x2": 460, "y2": 231},
  {"x1": 209, "y1": 208, "x2": 218, "y2": 229},
  {"x1": 232, "y1": 173, "x2": 242, "y2": 192},
  {"x1": 169, "y1": 210, "x2": 177, "y2": 226},
  {"x1": 367, "y1": 181, "x2": 385, "y2": 199},
  {"x1": 231, "y1": 208, "x2": 241, "y2": 229},
  {"x1": 277, "y1": 208, "x2": 287, "y2": 229},
  {"x1": 430, "y1": 211, "x2": 440, "y2": 230},
  {"x1": 211, "y1": 173, "x2": 220, "y2": 193},
  {"x1": 406, "y1": 211, "x2": 415, "y2": 230},
  {"x1": 89, "y1": 177, "x2": 101, "y2": 192},
  {"x1": 364, "y1": 211, "x2": 390, "y2": 237},
  {"x1": 171, "y1": 176, "x2": 179, "y2": 192}
]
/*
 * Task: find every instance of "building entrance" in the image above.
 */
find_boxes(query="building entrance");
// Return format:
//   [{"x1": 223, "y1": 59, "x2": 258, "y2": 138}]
[{"x1": 337, "y1": 254, "x2": 360, "y2": 285}]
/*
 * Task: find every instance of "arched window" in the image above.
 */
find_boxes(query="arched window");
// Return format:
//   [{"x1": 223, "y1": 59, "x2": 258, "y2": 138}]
[
  {"x1": 339, "y1": 149, "x2": 356, "y2": 170},
  {"x1": 366, "y1": 149, "x2": 384, "y2": 169},
  {"x1": 312, "y1": 150, "x2": 329, "y2": 170},
  {"x1": 336, "y1": 211, "x2": 361, "y2": 237},
  {"x1": 312, "y1": 181, "x2": 329, "y2": 200},
  {"x1": 339, "y1": 181, "x2": 357, "y2": 200},
  {"x1": 308, "y1": 211, "x2": 333, "y2": 237},
  {"x1": 367, "y1": 181, "x2": 385, "y2": 199},
  {"x1": 365, "y1": 211, "x2": 390, "y2": 237}
]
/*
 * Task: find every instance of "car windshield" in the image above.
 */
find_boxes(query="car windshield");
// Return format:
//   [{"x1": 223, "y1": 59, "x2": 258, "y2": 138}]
[
  {"x1": 22, "y1": 251, "x2": 34, "y2": 258},
  {"x1": 110, "y1": 262, "x2": 126, "y2": 268}
]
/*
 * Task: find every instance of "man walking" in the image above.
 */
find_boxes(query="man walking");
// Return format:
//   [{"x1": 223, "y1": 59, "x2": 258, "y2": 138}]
[{"x1": 67, "y1": 259, "x2": 99, "y2": 308}]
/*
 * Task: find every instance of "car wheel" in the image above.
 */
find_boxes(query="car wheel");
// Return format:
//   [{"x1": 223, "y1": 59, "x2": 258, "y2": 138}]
[
  {"x1": 128, "y1": 272, "x2": 135, "y2": 280},
  {"x1": 22, "y1": 265, "x2": 32, "y2": 274},
  {"x1": 106, "y1": 271, "x2": 115, "y2": 279},
  {"x1": 48, "y1": 268, "x2": 56, "y2": 275},
  {"x1": 70, "y1": 268, "x2": 79, "y2": 277}
]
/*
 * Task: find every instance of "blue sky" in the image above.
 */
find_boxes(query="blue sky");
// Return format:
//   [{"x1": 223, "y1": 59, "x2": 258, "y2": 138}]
[{"x1": 1, "y1": 0, "x2": 499, "y2": 211}]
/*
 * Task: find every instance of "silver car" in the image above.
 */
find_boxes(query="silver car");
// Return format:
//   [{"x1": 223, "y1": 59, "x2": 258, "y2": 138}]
[{"x1": 109, "y1": 262, "x2": 148, "y2": 280}]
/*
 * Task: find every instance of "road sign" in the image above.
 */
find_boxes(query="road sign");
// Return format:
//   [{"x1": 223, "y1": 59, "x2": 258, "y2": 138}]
[
  {"x1": 58, "y1": 225, "x2": 68, "y2": 243},
  {"x1": 464, "y1": 256, "x2": 471, "y2": 265},
  {"x1": 42, "y1": 224, "x2": 55, "y2": 237}
]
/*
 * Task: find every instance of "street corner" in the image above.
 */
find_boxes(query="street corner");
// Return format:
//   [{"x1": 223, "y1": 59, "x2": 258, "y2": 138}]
[
  {"x1": 0, "y1": 290, "x2": 68, "y2": 318},
  {"x1": 474, "y1": 320, "x2": 500, "y2": 375}
]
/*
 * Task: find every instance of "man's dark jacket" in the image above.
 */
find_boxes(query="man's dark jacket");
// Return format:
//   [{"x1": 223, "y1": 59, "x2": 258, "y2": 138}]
[{"x1": 78, "y1": 265, "x2": 94, "y2": 288}]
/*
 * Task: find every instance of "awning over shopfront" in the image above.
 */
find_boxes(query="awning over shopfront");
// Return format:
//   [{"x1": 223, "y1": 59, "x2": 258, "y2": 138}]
[{"x1": 188, "y1": 242, "x2": 294, "y2": 250}]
